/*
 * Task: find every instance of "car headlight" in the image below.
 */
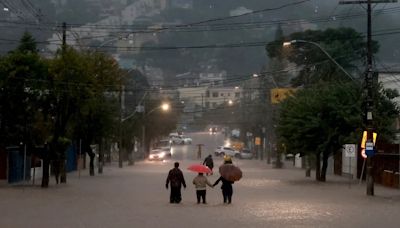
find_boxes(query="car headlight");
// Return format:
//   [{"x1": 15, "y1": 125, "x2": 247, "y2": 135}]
[
  {"x1": 149, "y1": 154, "x2": 154, "y2": 159},
  {"x1": 159, "y1": 152, "x2": 166, "y2": 158}
]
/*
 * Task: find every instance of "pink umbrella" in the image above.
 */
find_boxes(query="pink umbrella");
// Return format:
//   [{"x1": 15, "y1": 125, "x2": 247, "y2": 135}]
[{"x1": 187, "y1": 164, "x2": 212, "y2": 174}]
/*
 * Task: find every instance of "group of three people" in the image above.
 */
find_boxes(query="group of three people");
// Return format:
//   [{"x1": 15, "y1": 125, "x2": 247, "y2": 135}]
[{"x1": 165, "y1": 156, "x2": 234, "y2": 204}]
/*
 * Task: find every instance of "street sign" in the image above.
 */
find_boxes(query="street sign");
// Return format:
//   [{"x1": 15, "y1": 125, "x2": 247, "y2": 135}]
[
  {"x1": 365, "y1": 141, "x2": 375, "y2": 157},
  {"x1": 344, "y1": 144, "x2": 356, "y2": 158}
]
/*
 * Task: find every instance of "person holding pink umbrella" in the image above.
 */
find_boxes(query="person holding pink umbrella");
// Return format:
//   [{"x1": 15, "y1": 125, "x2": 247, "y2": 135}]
[
  {"x1": 192, "y1": 173, "x2": 213, "y2": 204},
  {"x1": 187, "y1": 164, "x2": 213, "y2": 204}
]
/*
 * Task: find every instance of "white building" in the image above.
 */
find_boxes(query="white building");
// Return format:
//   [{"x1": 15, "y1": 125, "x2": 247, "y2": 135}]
[
  {"x1": 178, "y1": 87, "x2": 208, "y2": 108},
  {"x1": 205, "y1": 87, "x2": 242, "y2": 109},
  {"x1": 178, "y1": 86, "x2": 242, "y2": 110}
]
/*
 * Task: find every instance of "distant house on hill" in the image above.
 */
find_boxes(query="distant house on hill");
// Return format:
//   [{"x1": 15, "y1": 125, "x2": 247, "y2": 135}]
[{"x1": 167, "y1": 0, "x2": 193, "y2": 9}]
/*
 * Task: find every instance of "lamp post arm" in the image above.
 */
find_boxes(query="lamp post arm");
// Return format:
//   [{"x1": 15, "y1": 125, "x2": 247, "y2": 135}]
[
  {"x1": 120, "y1": 91, "x2": 148, "y2": 123},
  {"x1": 146, "y1": 107, "x2": 161, "y2": 116},
  {"x1": 292, "y1": 39, "x2": 355, "y2": 82}
]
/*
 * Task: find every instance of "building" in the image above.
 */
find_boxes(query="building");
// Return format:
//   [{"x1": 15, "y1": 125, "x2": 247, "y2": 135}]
[
  {"x1": 204, "y1": 87, "x2": 242, "y2": 109},
  {"x1": 178, "y1": 86, "x2": 242, "y2": 110},
  {"x1": 178, "y1": 86, "x2": 208, "y2": 108}
]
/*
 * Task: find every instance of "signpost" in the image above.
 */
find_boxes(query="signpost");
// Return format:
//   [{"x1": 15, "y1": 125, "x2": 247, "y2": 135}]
[
  {"x1": 344, "y1": 144, "x2": 356, "y2": 188},
  {"x1": 344, "y1": 144, "x2": 356, "y2": 158}
]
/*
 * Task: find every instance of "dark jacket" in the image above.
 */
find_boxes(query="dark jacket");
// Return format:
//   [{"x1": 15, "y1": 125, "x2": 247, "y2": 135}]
[
  {"x1": 203, "y1": 155, "x2": 214, "y2": 169},
  {"x1": 166, "y1": 168, "x2": 186, "y2": 188},
  {"x1": 213, "y1": 176, "x2": 233, "y2": 190}
]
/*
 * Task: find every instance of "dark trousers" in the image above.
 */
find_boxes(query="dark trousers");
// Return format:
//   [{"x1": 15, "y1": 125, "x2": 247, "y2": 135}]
[
  {"x1": 170, "y1": 187, "x2": 182, "y2": 203},
  {"x1": 222, "y1": 188, "x2": 233, "y2": 203},
  {"x1": 196, "y1": 190, "x2": 206, "y2": 203}
]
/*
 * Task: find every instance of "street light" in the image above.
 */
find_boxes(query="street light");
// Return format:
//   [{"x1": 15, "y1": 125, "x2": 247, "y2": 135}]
[
  {"x1": 142, "y1": 102, "x2": 170, "y2": 158},
  {"x1": 161, "y1": 103, "x2": 170, "y2": 112},
  {"x1": 283, "y1": 40, "x2": 355, "y2": 82}
]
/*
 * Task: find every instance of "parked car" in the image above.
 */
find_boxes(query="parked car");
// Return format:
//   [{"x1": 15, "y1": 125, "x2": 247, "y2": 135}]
[
  {"x1": 209, "y1": 127, "x2": 218, "y2": 134},
  {"x1": 169, "y1": 133, "x2": 185, "y2": 145},
  {"x1": 239, "y1": 148, "x2": 253, "y2": 159},
  {"x1": 214, "y1": 146, "x2": 240, "y2": 158},
  {"x1": 182, "y1": 136, "x2": 192, "y2": 144}
]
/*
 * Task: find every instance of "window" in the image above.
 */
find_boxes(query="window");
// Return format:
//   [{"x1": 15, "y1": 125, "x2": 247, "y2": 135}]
[
  {"x1": 212, "y1": 92, "x2": 218, "y2": 97},
  {"x1": 220, "y1": 93, "x2": 224, "y2": 96}
]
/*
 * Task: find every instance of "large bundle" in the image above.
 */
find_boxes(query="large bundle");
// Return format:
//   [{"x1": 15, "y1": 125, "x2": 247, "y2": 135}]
[{"x1": 219, "y1": 164, "x2": 242, "y2": 181}]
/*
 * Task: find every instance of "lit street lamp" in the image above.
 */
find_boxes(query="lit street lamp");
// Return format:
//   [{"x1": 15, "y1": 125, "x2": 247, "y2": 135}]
[
  {"x1": 141, "y1": 102, "x2": 170, "y2": 158},
  {"x1": 283, "y1": 39, "x2": 355, "y2": 82},
  {"x1": 161, "y1": 103, "x2": 170, "y2": 112}
]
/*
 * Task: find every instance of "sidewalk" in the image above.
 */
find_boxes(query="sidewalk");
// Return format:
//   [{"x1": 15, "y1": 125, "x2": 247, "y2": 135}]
[{"x1": 256, "y1": 159, "x2": 400, "y2": 198}]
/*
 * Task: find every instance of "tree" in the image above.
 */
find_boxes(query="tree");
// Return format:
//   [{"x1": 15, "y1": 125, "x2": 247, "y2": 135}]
[
  {"x1": 17, "y1": 32, "x2": 37, "y2": 54},
  {"x1": 266, "y1": 27, "x2": 379, "y2": 86},
  {"x1": 42, "y1": 47, "x2": 85, "y2": 186},
  {"x1": 68, "y1": 51, "x2": 121, "y2": 175},
  {"x1": 267, "y1": 27, "x2": 397, "y2": 181},
  {"x1": 277, "y1": 81, "x2": 398, "y2": 181},
  {"x1": 0, "y1": 32, "x2": 49, "y2": 149},
  {"x1": 42, "y1": 47, "x2": 121, "y2": 186},
  {"x1": 278, "y1": 83, "x2": 361, "y2": 181}
]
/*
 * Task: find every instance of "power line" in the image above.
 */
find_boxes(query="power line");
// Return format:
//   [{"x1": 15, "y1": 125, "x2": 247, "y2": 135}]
[
  {"x1": 2, "y1": 6, "x2": 400, "y2": 34},
  {"x1": 2, "y1": 25, "x2": 400, "y2": 53}
]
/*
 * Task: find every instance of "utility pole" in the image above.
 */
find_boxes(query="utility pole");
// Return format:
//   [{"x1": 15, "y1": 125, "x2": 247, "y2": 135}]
[
  {"x1": 62, "y1": 22, "x2": 67, "y2": 52},
  {"x1": 339, "y1": 0, "x2": 397, "y2": 196},
  {"x1": 142, "y1": 99, "x2": 146, "y2": 159},
  {"x1": 119, "y1": 83, "x2": 123, "y2": 168}
]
